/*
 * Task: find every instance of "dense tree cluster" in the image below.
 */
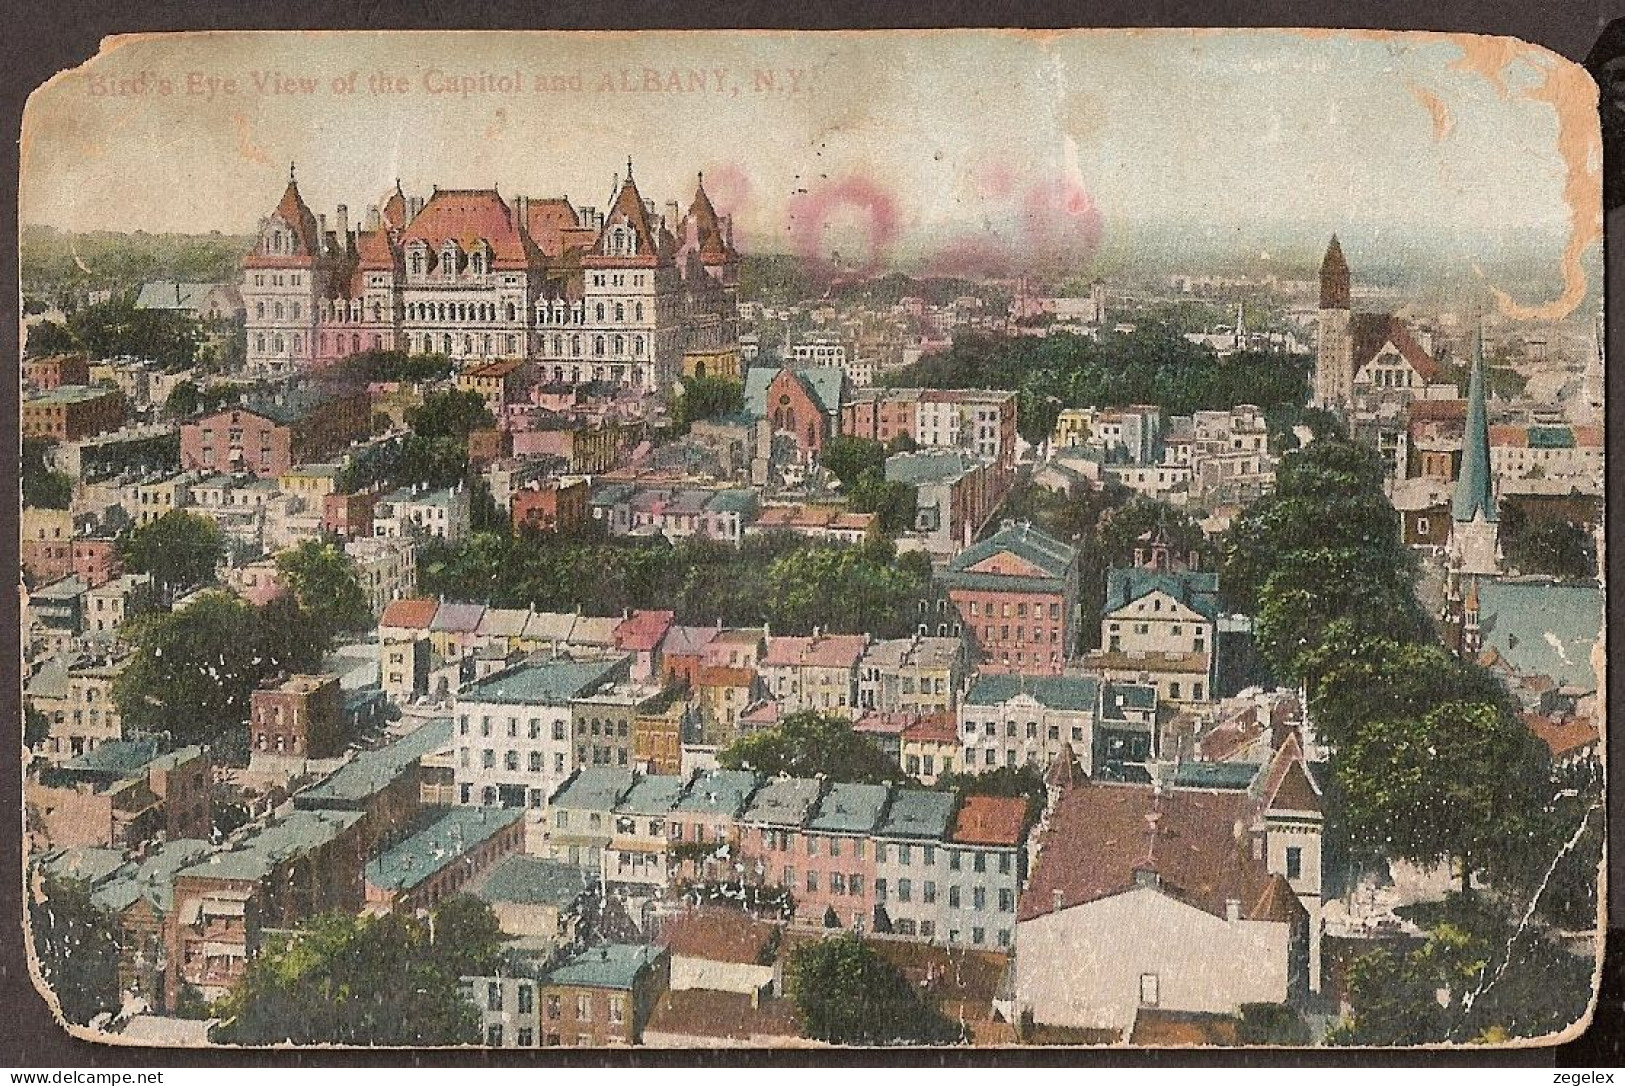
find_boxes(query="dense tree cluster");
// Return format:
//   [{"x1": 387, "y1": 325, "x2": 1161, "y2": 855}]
[
  {"x1": 785, "y1": 934, "x2": 960, "y2": 1045},
  {"x1": 111, "y1": 592, "x2": 330, "y2": 749},
  {"x1": 885, "y1": 328, "x2": 1310, "y2": 445},
  {"x1": 22, "y1": 439, "x2": 73, "y2": 511},
  {"x1": 419, "y1": 531, "x2": 932, "y2": 640},
  {"x1": 275, "y1": 539, "x2": 374, "y2": 641},
  {"x1": 330, "y1": 349, "x2": 456, "y2": 385},
  {"x1": 718, "y1": 711, "x2": 905, "y2": 785},
  {"x1": 26, "y1": 295, "x2": 203, "y2": 371},
  {"x1": 213, "y1": 898, "x2": 504, "y2": 1045},
  {"x1": 671, "y1": 374, "x2": 745, "y2": 434},
  {"x1": 117, "y1": 510, "x2": 224, "y2": 603},
  {"x1": 1497, "y1": 503, "x2": 1596, "y2": 581},
  {"x1": 21, "y1": 226, "x2": 251, "y2": 302},
  {"x1": 820, "y1": 434, "x2": 918, "y2": 535},
  {"x1": 29, "y1": 876, "x2": 121, "y2": 1025}
]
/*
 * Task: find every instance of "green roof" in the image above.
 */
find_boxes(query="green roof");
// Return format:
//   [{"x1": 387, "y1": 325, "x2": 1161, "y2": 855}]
[
  {"x1": 1099, "y1": 682, "x2": 1158, "y2": 720},
  {"x1": 1478, "y1": 579, "x2": 1602, "y2": 693},
  {"x1": 177, "y1": 809, "x2": 365, "y2": 883},
  {"x1": 743, "y1": 366, "x2": 845, "y2": 419},
  {"x1": 615, "y1": 774, "x2": 686, "y2": 816},
  {"x1": 885, "y1": 450, "x2": 978, "y2": 485},
  {"x1": 472, "y1": 855, "x2": 589, "y2": 908},
  {"x1": 875, "y1": 789, "x2": 956, "y2": 840},
  {"x1": 545, "y1": 943, "x2": 664, "y2": 990},
  {"x1": 1103, "y1": 568, "x2": 1220, "y2": 620},
  {"x1": 462, "y1": 657, "x2": 628, "y2": 707},
  {"x1": 1526, "y1": 426, "x2": 1575, "y2": 449},
  {"x1": 1453, "y1": 336, "x2": 1497, "y2": 524},
  {"x1": 1172, "y1": 763, "x2": 1261, "y2": 790},
  {"x1": 36, "y1": 847, "x2": 127, "y2": 889},
  {"x1": 705, "y1": 489, "x2": 759, "y2": 515},
  {"x1": 91, "y1": 838, "x2": 212, "y2": 914},
  {"x1": 947, "y1": 522, "x2": 1077, "y2": 579},
  {"x1": 808, "y1": 782, "x2": 891, "y2": 834},
  {"x1": 295, "y1": 717, "x2": 454, "y2": 809},
  {"x1": 741, "y1": 777, "x2": 823, "y2": 827},
  {"x1": 551, "y1": 767, "x2": 637, "y2": 812},
  {"x1": 673, "y1": 769, "x2": 760, "y2": 816},
  {"x1": 364, "y1": 807, "x2": 524, "y2": 893},
  {"x1": 60, "y1": 738, "x2": 161, "y2": 779},
  {"x1": 964, "y1": 673, "x2": 1098, "y2": 711},
  {"x1": 28, "y1": 384, "x2": 120, "y2": 406}
]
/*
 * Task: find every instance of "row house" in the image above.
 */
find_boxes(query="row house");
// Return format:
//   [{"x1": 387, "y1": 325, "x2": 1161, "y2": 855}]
[
  {"x1": 604, "y1": 773, "x2": 687, "y2": 892},
  {"x1": 180, "y1": 387, "x2": 371, "y2": 479},
  {"x1": 667, "y1": 767, "x2": 761, "y2": 884},
  {"x1": 1489, "y1": 422, "x2": 1604, "y2": 484},
  {"x1": 362, "y1": 805, "x2": 526, "y2": 914},
  {"x1": 165, "y1": 808, "x2": 370, "y2": 1008},
  {"x1": 958, "y1": 673, "x2": 1102, "y2": 776},
  {"x1": 27, "y1": 741, "x2": 211, "y2": 851},
  {"x1": 453, "y1": 655, "x2": 634, "y2": 812},
  {"x1": 23, "y1": 384, "x2": 127, "y2": 442},
  {"x1": 759, "y1": 631, "x2": 869, "y2": 720},
  {"x1": 549, "y1": 768, "x2": 636, "y2": 871},
  {"x1": 1050, "y1": 405, "x2": 1162, "y2": 464},
  {"x1": 842, "y1": 387, "x2": 1018, "y2": 478},
  {"x1": 26, "y1": 651, "x2": 132, "y2": 763},
  {"x1": 571, "y1": 681, "x2": 666, "y2": 771},
  {"x1": 899, "y1": 713, "x2": 961, "y2": 785},
  {"x1": 249, "y1": 672, "x2": 346, "y2": 760},
  {"x1": 856, "y1": 635, "x2": 966, "y2": 715},
  {"x1": 744, "y1": 504, "x2": 876, "y2": 545},
  {"x1": 875, "y1": 794, "x2": 1027, "y2": 951},
  {"x1": 939, "y1": 522, "x2": 1081, "y2": 677},
  {"x1": 372, "y1": 483, "x2": 473, "y2": 543}
]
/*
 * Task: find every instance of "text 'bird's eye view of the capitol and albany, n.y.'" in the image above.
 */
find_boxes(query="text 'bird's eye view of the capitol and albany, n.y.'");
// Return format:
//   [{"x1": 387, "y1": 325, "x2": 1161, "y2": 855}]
[{"x1": 14, "y1": 28, "x2": 1606, "y2": 1050}]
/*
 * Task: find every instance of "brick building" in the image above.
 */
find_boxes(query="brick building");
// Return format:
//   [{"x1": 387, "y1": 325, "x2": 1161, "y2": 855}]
[
  {"x1": 938, "y1": 522, "x2": 1081, "y2": 676},
  {"x1": 23, "y1": 385, "x2": 126, "y2": 441},
  {"x1": 249, "y1": 672, "x2": 346, "y2": 759},
  {"x1": 511, "y1": 477, "x2": 589, "y2": 535},
  {"x1": 180, "y1": 387, "x2": 370, "y2": 478}
]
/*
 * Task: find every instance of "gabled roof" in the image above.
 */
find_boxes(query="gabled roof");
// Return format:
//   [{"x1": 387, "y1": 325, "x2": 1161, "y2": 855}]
[
  {"x1": 585, "y1": 171, "x2": 663, "y2": 267},
  {"x1": 1018, "y1": 780, "x2": 1300, "y2": 925},
  {"x1": 659, "y1": 906, "x2": 777, "y2": 965},
  {"x1": 473, "y1": 854, "x2": 588, "y2": 908},
  {"x1": 615, "y1": 774, "x2": 686, "y2": 816},
  {"x1": 684, "y1": 175, "x2": 738, "y2": 264},
  {"x1": 674, "y1": 768, "x2": 760, "y2": 816},
  {"x1": 762, "y1": 633, "x2": 868, "y2": 669},
  {"x1": 545, "y1": 943, "x2": 664, "y2": 990},
  {"x1": 742, "y1": 366, "x2": 846, "y2": 419},
  {"x1": 662, "y1": 624, "x2": 721, "y2": 658},
  {"x1": 875, "y1": 788, "x2": 956, "y2": 840},
  {"x1": 740, "y1": 777, "x2": 823, "y2": 826},
  {"x1": 614, "y1": 609, "x2": 675, "y2": 653},
  {"x1": 945, "y1": 522, "x2": 1077, "y2": 582},
  {"x1": 552, "y1": 767, "x2": 637, "y2": 811},
  {"x1": 245, "y1": 175, "x2": 322, "y2": 267},
  {"x1": 524, "y1": 197, "x2": 583, "y2": 258},
  {"x1": 1350, "y1": 312, "x2": 1442, "y2": 382},
  {"x1": 430, "y1": 601, "x2": 486, "y2": 633},
  {"x1": 1103, "y1": 567, "x2": 1220, "y2": 621}
]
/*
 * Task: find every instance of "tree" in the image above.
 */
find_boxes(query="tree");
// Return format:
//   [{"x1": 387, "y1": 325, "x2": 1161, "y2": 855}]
[
  {"x1": 932, "y1": 763, "x2": 1049, "y2": 828},
  {"x1": 24, "y1": 320, "x2": 77, "y2": 358},
  {"x1": 276, "y1": 540, "x2": 372, "y2": 640},
  {"x1": 213, "y1": 900, "x2": 504, "y2": 1045},
  {"x1": 30, "y1": 876, "x2": 121, "y2": 1025},
  {"x1": 846, "y1": 470, "x2": 917, "y2": 535},
  {"x1": 820, "y1": 435, "x2": 887, "y2": 490},
  {"x1": 112, "y1": 591, "x2": 325, "y2": 747},
  {"x1": 56, "y1": 296, "x2": 202, "y2": 370},
  {"x1": 117, "y1": 510, "x2": 224, "y2": 601},
  {"x1": 1334, "y1": 700, "x2": 1549, "y2": 892},
  {"x1": 1498, "y1": 504, "x2": 1595, "y2": 581},
  {"x1": 785, "y1": 935, "x2": 958, "y2": 1045},
  {"x1": 672, "y1": 374, "x2": 745, "y2": 434},
  {"x1": 1251, "y1": 548, "x2": 1428, "y2": 683},
  {"x1": 408, "y1": 388, "x2": 494, "y2": 442},
  {"x1": 22, "y1": 439, "x2": 73, "y2": 510},
  {"x1": 719, "y1": 712, "x2": 904, "y2": 785}
]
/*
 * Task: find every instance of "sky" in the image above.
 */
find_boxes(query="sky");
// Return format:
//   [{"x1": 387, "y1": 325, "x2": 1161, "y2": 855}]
[{"x1": 19, "y1": 29, "x2": 1601, "y2": 317}]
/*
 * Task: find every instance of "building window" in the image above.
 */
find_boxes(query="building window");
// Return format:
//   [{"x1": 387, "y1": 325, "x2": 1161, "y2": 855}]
[{"x1": 1286, "y1": 846, "x2": 1303, "y2": 879}]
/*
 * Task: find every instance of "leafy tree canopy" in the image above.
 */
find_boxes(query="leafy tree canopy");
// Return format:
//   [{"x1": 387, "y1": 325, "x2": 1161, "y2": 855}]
[
  {"x1": 673, "y1": 374, "x2": 745, "y2": 434},
  {"x1": 408, "y1": 388, "x2": 495, "y2": 442},
  {"x1": 213, "y1": 898, "x2": 504, "y2": 1045},
  {"x1": 785, "y1": 934, "x2": 960, "y2": 1045},
  {"x1": 117, "y1": 510, "x2": 224, "y2": 599},
  {"x1": 22, "y1": 439, "x2": 73, "y2": 510},
  {"x1": 29, "y1": 875, "x2": 121, "y2": 1025},
  {"x1": 276, "y1": 539, "x2": 373, "y2": 640},
  {"x1": 719, "y1": 711, "x2": 904, "y2": 785},
  {"x1": 27, "y1": 295, "x2": 202, "y2": 371}
]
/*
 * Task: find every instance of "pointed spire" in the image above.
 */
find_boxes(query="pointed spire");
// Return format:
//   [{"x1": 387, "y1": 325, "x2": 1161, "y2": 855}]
[
  {"x1": 1319, "y1": 234, "x2": 1350, "y2": 309},
  {"x1": 289, "y1": 161, "x2": 297, "y2": 185},
  {"x1": 626, "y1": 156, "x2": 634, "y2": 181},
  {"x1": 1453, "y1": 319, "x2": 1497, "y2": 524}
]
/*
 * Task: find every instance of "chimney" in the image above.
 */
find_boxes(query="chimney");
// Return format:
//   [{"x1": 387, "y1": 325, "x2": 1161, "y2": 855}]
[
  {"x1": 365, "y1": 206, "x2": 381, "y2": 231},
  {"x1": 722, "y1": 214, "x2": 734, "y2": 247},
  {"x1": 336, "y1": 204, "x2": 349, "y2": 239},
  {"x1": 578, "y1": 206, "x2": 595, "y2": 227},
  {"x1": 666, "y1": 200, "x2": 681, "y2": 233},
  {"x1": 1052, "y1": 888, "x2": 1064, "y2": 912},
  {"x1": 515, "y1": 195, "x2": 530, "y2": 233},
  {"x1": 318, "y1": 213, "x2": 328, "y2": 242},
  {"x1": 644, "y1": 198, "x2": 656, "y2": 218},
  {"x1": 1226, "y1": 898, "x2": 1241, "y2": 923}
]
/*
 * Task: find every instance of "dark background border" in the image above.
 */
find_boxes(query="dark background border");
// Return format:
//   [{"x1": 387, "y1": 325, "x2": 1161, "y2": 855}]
[{"x1": 1, "y1": 0, "x2": 1618, "y2": 1070}]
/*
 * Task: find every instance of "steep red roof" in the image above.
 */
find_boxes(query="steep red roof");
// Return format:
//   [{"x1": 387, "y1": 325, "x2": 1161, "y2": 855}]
[
  {"x1": 1350, "y1": 312, "x2": 1443, "y2": 382},
  {"x1": 1020, "y1": 780, "x2": 1299, "y2": 925},
  {"x1": 584, "y1": 171, "x2": 663, "y2": 268},
  {"x1": 901, "y1": 712, "x2": 959, "y2": 745},
  {"x1": 354, "y1": 228, "x2": 398, "y2": 271},
  {"x1": 686, "y1": 176, "x2": 737, "y2": 264},
  {"x1": 379, "y1": 596, "x2": 440, "y2": 630},
  {"x1": 658, "y1": 906, "x2": 779, "y2": 965},
  {"x1": 524, "y1": 197, "x2": 582, "y2": 258},
  {"x1": 1408, "y1": 398, "x2": 1467, "y2": 422},
  {"x1": 1253, "y1": 731, "x2": 1323, "y2": 816},
  {"x1": 1523, "y1": 712, "x2": 1599, "y2": 760},
  {"x1": 400, "y1": 188, "x2": 538, "y2": 270},
  {"x1": 381, "y1": 182, "x2": 408, "y2": 230},
  {"x1": 951, "y1": 795, "x2": 1026, "y2": 847},
  {"x1": 244, "y1": 176, "x2": 322, "y2": 268},
  {"x1": 614, "y1": 609, "x2": 675, "y2": 653}
]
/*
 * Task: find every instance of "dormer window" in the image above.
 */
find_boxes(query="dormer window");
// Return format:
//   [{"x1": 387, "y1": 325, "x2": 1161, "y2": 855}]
[
  {"x1": 470, "y1": 247, "x2": 486, "y2": 276},
  {"x1": 441, "y1": 244, "x2": 459, "y2": 277},
  {"x1": 607, "y1": 224, "x2": 636, "y2": 256},
  {"x1": 408, "y1": 245, "x2": 426, "y2": 276}
]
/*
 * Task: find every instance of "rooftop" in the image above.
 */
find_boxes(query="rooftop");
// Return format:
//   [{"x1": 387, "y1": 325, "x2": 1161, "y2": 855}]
[
  {"x1": 950, "y1": 794, "x2": 1027, "y2": 847},
  {"x1": 177, "y1": 809, "x2": 366, "y2": 884},
  {"x1": 364, "y1": 806, "x2": 525, "y2": 893},
  {"x1": 615, "y1": 774, "x2": 687, "y2": 816},
  {"x1": 673, "y1": 768, "x2": 760, "y2": 817},
  {"x1": 472, "y1": 855, "x2": 589, "y2": 908},
  {"x1": 658, "y1": 906, "x2": 779, "y2": 965},
  {"x1": 461, "y1": 656, "x2": 628, "y2": 706},
  {"x1": 294, "y1": 717, "x2": 454, "y2": 809},
  {"x1": 545, "y1": 942, "x2": 665, "y2": 991},
  {"x1": 808, "y1": 782, "x2": 891, "y2": 834},
  {"x1": 875, "y1": 788, "x2": 956, "y2": 840},
  {"x1": 740, "y1": 777, "x2": 824, "y2": 827},
  {"x1": 551, "y1": 767, "x2": 637, "y2": 812},
  {"x1": 964, "y1": 673, "x2": 1098, "y2": 712}
]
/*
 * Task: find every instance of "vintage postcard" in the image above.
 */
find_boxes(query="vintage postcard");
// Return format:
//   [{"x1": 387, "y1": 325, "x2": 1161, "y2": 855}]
[{"x1": 17, "y1": 28, "x2": 1603, "y2": 1049}]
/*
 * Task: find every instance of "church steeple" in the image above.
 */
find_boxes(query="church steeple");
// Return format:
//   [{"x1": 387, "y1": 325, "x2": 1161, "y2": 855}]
[{"x1": 1453, "y1": 322, "x2": 1496, "y2": 525}]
